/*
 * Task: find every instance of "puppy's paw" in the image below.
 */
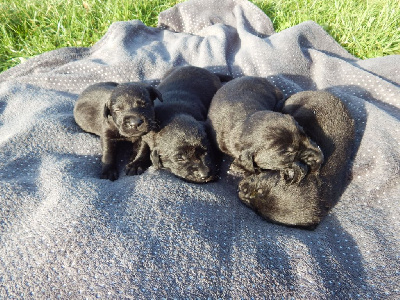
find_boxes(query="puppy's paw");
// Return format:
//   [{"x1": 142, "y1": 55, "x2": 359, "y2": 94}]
[
  {"x1": 301, "y1": 148, "x2": 324, "y2": 173},
  {"x1": 281, "y1": 162, "x2": 308, "y2": 184},
  {"x1": 228, "y1": 161, "x2": 253, "y2": 177},
  {"x1": 238, "y1": 182, "x2": 264, "y2": 205},
  {"x1": 125, "y1": 161, "x2": 149, "y2": 176},
  {"x1": 101, "y1": 164, "x2": 119, "y2": 181}
]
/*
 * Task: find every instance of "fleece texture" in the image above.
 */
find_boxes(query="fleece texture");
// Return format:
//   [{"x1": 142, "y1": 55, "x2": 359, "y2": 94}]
[{"x1": 0, "y1": 0, "x2": 399, "y2": 298}]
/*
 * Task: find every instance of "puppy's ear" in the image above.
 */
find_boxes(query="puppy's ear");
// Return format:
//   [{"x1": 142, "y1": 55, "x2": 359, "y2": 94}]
[
  {"x1": 274, "y1": 86, "x2": 284, "y2": 101},
  {"x1": 103, "y1": 101, "x2": 112, "y2": 119},
  {"x1": 147, "y1": 87, "x2": 163, "y2": 103},
  {"x1": 238, "y1": 150, "x2": 255, "y2": 173},
  {"x1": 215, "y1": 73, "x2": 233, "y2": 83},
  {"x1": 271, "y1": 87, "x2": 285, "y2": 111},
  {"x1": 202, "y1": 120, "x2": 213, "y2": 136},
  {"x1": 150, "y1": 149, "x2": 162, "y2": 168},
  {"x1": 102, "y1": 82, "x2": 119, "y2": 119}
]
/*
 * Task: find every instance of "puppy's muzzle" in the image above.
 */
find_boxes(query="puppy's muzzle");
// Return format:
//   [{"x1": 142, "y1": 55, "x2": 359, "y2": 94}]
[
  {"x1": 189, "y1": 167, "x2": 215, "y2": 183},
  {"x1": 123, "y1": 116, "x2": 147, "y2": 131},
  {"x1": 197, "y1": 169, "x2": 213, "y2": 182}
]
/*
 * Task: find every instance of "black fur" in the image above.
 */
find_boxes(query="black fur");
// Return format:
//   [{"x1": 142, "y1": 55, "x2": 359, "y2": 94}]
[
  {"x1": 208, "y1": 76, "x2": 323, "y2": 183},
  {"x1": 238, "y1": 91, "x2": 355, "y2": 229},
  {"x1": 142, "y1": 66, "x2": 224, "y2": 183},
  {"x1": 73, "y1": 82, "x2": 162, "y2": 180}
]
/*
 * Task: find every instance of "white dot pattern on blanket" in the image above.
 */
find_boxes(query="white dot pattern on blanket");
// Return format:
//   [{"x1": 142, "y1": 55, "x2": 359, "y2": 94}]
[{"x1": 0, "y1": 0, "x2": 399, "y2": 298}]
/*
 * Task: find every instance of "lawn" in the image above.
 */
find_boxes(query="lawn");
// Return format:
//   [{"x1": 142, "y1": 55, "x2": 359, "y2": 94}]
[{"x1": 0, "y1": 0, "x2": 399, "y2": 72}]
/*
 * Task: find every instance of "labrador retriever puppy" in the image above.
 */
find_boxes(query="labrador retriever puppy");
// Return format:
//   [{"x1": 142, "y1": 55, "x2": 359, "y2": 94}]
[
  {"x1": 141, "y1": 66, "x2": 225, "y2": 183},
  {"x1": 208, "y1": 76, "x2": 324, "y2": 183},
  {"x1": 73, "y1": 81, "x2": 162, "y2": 181},
  {"x1": 238, "y1": 91, "x2": 355, "y2": 229}
]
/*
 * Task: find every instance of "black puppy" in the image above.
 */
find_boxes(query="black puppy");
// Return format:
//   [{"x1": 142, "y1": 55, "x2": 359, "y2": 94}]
[
  {"x1": 73, "y1": 82, "x2": 162, "y2": 181},
  {"x1": 141, "y1": 66, "x2": 225, "y2": 183},
  {"x1": 208, "y1": 76, "x2": 323, "y2": 183},
  {"x1": 238, "y1": 91, "x2": 355, "y2": 229}
]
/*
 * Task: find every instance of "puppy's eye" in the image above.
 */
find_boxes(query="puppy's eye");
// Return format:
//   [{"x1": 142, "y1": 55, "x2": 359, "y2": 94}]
[
  {"x1": 286, "y1": 146, "x2": 295, "y2": 153},
  {"x1": 282, "y1": 147, "x2": 296, "y2": 156},
  {"x1": 176, "y1": 155, "x2": 186, "y2": 162},
  {"x1": 134, "y1": 101, "x2": 146, "y2": 107}
]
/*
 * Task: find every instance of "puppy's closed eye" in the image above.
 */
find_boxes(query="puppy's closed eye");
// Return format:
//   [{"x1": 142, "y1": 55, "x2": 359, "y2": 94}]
[
  {"x1": 279, "y1": 146, "x2": 295, "y2": 156},
  {"x1": 175, "y1": 154, "x2": 187, "y2": 162},
  {"x1": 111, "y1": 103, "x2": 126, "y2": 113},
  {"x1": 133, "y1": 100, "x2": 147, "y2": 108}
]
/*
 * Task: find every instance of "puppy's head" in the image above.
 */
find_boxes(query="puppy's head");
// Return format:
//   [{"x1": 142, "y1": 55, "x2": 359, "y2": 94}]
[
  {"x1": 240, "y1": 112, "x2": 324, "y2": 182},
  {"x1": 104, "y1": 83, "x2": 163, "y2": 138},
  {"x1": 238, "y1": 172, "x2": 322, "y2": 229},
  {"x1": 150, "y1": 115, "x2": 218, "y2": 183}
]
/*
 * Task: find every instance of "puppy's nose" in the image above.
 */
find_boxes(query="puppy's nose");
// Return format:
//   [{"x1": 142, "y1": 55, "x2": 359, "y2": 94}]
[
  {"x1": 125, "y1": 117, "x2": 144, "y2": 128},
  {"x1": 197, "y1": 168, "x2": 211, "y2": 181}
]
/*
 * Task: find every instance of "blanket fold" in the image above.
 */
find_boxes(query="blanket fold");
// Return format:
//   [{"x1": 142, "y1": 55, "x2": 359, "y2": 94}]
[{"x1": 0, "y1": 0, "x2": 399, "y2": 298}]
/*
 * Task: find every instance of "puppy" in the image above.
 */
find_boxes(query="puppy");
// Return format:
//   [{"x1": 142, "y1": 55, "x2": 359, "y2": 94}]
[
  {"x1": 141, "y1": 66, "x2": 225, "y2": 183},
  {"x1": 73, "y1": 82, "x2": 162, "y2": 181},
  {"x1": 208, "y1": 76, "x2": 323, "y2": 183},
  {"x1": 238, "y1": 91, "x2": 355, "y2": 229}
]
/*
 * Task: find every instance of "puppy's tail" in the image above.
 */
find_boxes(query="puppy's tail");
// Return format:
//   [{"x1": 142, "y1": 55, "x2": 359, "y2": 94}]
[
  {"x1": 214, "y1": 73, "x2": 233, "y2": 83},
  {"x1": 274, "y1": 98, "x2": 286, "y2": 112}
]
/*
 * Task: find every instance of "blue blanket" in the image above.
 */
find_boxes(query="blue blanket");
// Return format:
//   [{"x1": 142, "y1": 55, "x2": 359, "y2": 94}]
[{"x1": 0, "y1": 0, "x2": 399, "y2": 298}]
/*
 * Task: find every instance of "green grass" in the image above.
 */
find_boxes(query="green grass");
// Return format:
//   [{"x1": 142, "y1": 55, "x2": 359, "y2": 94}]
[
  {"x1": 253, "y1": 0, "x2": 400, "y2": 59},
  {"x1": 0, "y1": 0, "x2": 399, "y2": 72}
]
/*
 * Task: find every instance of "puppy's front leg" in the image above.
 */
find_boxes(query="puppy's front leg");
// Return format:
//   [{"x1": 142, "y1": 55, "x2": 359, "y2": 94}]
[
  {"x1": 229, "y1": 159, "x2": 253, "y2": 176},
  {"x1": 100, "y1": 135, "x2": 119, "y2": 181},
  {"x1": 125, "y1": 140, "x2": 151, "y2": 176},
  {"x1": 229, "y1": 150, "x2": 256, "y2": 176}
]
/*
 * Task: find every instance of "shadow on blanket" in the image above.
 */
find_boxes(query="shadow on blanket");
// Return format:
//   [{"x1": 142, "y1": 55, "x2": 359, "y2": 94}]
[
  {"x1": 149, "y1": 190, "x2": 371, "y2": 296},
  {"x1": 86, "y1": 161, "x2": 372, "y2": 297}
]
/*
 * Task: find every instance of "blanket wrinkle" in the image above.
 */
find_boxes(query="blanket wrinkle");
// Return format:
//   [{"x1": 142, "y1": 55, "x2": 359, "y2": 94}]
[
  {"x1": 158, "y1": 0, "x2": 275, "y2": 37},
  {"x1": 0, "y1": 0, "x2": 399, "y2": 298}
]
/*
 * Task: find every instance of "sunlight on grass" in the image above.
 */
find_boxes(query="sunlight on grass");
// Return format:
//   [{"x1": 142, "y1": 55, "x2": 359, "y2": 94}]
[
  {"x1": 251, "y1": 0, "x2": 400, "y2": 59},
  {"x1": 0, "y1": 0, "x2": 399, "y2": 72}
]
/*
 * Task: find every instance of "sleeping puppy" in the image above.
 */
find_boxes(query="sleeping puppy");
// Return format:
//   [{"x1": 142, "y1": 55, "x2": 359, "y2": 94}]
[
  {"x1": 73, "y1": 81, "x2": 162, "y2": 181},
  {"x1": 208, "y1": 76, "x2": 323, "y2": 183},
  {"x1": 238, "y1": 91, "x2": 355, "y2": 229},
  {"x1": 141, "y1": 66, "x2": 224, "y2": 183}
]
